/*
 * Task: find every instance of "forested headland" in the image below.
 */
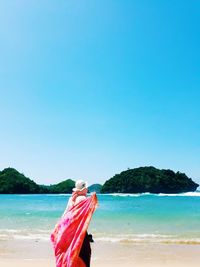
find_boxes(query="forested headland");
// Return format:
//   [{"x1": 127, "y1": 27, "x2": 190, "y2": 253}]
[
  {"x1": 101, "y1": 166, "x2": 199, "y2": 193},
  {"x1": 0, "y1": 168, "x2": 74, "y2": 194},
  {"x1": 0, "y1": 166, "x2": 199, "y2": 194}
]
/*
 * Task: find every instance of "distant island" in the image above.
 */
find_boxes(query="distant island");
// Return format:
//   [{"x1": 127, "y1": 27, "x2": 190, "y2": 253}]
[
  {"x1": 0, "y1": 168, "x2": 75, "y2": 194},
  {"x1": 101, "y1": 166, "x2": 199, "y2": 194},
  {"x1": 0, "y1": 166, "x2": 199, "y2": 194},
  {"x1": 88, "y1": 184, "x2": 102, "y2": 194}
]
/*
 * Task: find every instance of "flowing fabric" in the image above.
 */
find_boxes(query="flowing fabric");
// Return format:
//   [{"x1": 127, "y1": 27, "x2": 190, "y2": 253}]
[{"x1": 51, "y1": 193, "x2": 98, "y2": 267}]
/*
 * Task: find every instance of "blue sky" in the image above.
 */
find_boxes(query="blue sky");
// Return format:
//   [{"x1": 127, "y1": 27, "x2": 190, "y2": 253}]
[{"x1": 0, "y1": 1, "x2": 200, "y2": 186}]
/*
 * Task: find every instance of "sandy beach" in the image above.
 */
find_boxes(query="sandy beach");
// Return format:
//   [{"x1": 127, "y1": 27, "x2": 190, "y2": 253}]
[
  {"x1": 0, "y1": 239, "x2": 200, "y2": 267},
  {"x1": 1, "y1": 193, "x2": 200, "y2": 266}
]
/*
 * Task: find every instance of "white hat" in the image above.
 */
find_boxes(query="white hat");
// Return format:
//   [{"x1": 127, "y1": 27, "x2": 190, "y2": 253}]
[{"x1": 72, "y1": 180, "x2": 88, "y2": 192}]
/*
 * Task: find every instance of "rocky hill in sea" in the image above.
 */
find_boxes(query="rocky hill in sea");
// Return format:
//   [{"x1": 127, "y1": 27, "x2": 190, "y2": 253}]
[
  {"x1": 0, "y1": 168, "x2": 75, "y2": 194},
  {"x1": 101, "y1": 166, "x2": 199, "y2": 194},
  {"x1": 0, "y1": 166, "x2": 199, "y2": 194},
  {"x1": 88, "y1": 184, "x2": 102, "y2": 193}
]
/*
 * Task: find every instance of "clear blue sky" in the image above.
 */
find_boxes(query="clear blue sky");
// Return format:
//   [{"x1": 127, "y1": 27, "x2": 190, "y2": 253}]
[{"x1": 0, "y1": 1, "x2": 200, "y2": 186}]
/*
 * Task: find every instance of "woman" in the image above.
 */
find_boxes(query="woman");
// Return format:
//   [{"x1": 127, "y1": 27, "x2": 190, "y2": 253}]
[
  {"x1": 51, "y1": 180, "x2": 98, "y2": 267},
  {"x1": 66, "y1": 180, "x2": 89, "y2": 210},
  {"x1": 66, "y1": 180, "x2": 93, "y2": 266}
]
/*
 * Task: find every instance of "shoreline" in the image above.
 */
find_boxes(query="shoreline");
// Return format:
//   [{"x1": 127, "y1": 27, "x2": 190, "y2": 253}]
[{"x1": 1, "y1": 240, "x2": 200, "y2": 267}]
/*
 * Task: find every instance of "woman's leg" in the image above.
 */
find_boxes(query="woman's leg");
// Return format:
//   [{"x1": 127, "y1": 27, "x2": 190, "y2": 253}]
[{"x1": 79, "y1": 232, "x2": 91, "y2": 267}]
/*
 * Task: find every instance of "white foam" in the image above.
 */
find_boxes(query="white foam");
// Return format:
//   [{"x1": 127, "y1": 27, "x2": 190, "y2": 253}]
[
  {"x1": 12, "y1": 234, "x2": 50, "y2": 241},
  {"x1": 0, "y1": 229, "x2": 51, "y2": 241},
  {"x1": 94, "y1": 234, "x2": 200, "y2": 244},
  {"x1": 46, "y1": 194, "x2": 71, "y2": 196},
  {"x1": 158, "y1": 192, "x2": 200, "y2": 197},
  {"x1": 109, "y1": 193, "x2": 141, "y2": 197},
  {"x1": 105, "y1": 191, "x2": 200, "y2": 197},
  {"x1": 17, "y1": 194, "x2": 71, "y2": 197},
  {"x1": 1, "y1": 229, "x2": 200, "y2": 244}
]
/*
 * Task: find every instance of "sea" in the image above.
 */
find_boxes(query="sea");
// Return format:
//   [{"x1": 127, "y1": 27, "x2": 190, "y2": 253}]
[{"x1": 0, "y1": 192, "x2": 200, "y2": 245}]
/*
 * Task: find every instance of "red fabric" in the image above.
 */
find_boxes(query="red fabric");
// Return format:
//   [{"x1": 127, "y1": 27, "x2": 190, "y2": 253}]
[{"x1": 51, "y1": 193, "x2": 98, "y2": 267}]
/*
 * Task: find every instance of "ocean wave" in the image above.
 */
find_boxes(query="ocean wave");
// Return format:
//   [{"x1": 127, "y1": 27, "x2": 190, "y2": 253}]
[
  {"x1": 0, "y1": 229, "x2": 51, "y2": 241},
  {"x1": 94, "y1": 234, "x2": 200, "y2": 245},
  {"x1": 158, "y1": 192, "x2": 200, "y2": 197},
  {"x1": 17, "y1": 194, "x2": 71, "y2": 197},
  {"x1": 45, "y1": 194, "x2": 71, "y2": 197},
  {"x1": 9, "y1": 192, "x2": 200, "y2": 197},
  {"x1": 108, "y1": 193, "x2": 141, "y2": 197},
  {"x1": 1, "y1": 229, "x2": 200, "y2": 245},
  {"x1": 105, "y1": 191, "x2": 200, "y2": 197}
]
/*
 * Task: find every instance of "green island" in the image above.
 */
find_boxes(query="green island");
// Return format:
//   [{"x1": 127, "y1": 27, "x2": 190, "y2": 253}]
[
  {"x1": 101, "y1": 166, "x2": 199, "y2": 193},
  {"x1": 0, "y1": 168, "x2": 74, "y2": 194},
  {"x1": 0, "y1": 166, "x2": 199, "y2": 194},
  {"x1": 88, "y1": 184, "x2": 102, "y2": 194}
]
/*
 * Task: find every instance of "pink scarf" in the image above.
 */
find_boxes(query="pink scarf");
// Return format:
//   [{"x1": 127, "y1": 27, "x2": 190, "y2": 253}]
[{"x1": 51, "y1": 193, "x2": 98, "y2": 267}]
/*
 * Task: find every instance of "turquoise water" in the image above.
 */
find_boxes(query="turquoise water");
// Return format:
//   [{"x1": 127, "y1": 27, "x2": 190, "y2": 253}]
[{"x1": 0, "y1": 193, "x2": 200, "y2": 244}]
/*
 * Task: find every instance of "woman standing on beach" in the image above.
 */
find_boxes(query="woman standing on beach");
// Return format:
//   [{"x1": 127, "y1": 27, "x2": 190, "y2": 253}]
[{"x1": 51, "y1": 180, "x2": 98, "y2": 267}]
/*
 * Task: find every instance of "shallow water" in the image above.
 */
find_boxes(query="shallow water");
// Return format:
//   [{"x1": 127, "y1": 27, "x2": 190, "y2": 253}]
[{"x1": 0, "y1": 193, "x2": 200, "y2": 244}]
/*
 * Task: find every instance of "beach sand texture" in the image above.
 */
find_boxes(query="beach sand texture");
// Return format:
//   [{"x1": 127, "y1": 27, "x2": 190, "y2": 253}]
[{"x1": 0, "y1": 239, "x2": 200, "y2": 267}]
